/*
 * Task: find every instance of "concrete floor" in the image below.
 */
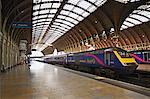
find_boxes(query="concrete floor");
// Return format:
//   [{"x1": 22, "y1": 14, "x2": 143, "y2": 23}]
[{"x1": 0, "y1": 61, "x2": 149, "y2": 99}]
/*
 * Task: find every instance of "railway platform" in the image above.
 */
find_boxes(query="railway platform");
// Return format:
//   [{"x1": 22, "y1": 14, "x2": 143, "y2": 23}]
[{"x1": 0, "y1": 61, "x2": 149, "y2": 99}]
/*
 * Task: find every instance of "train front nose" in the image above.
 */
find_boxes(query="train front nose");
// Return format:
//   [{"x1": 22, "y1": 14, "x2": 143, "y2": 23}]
[{"x1": 124, "y1": 63, "x2": 138, "y2": 73}]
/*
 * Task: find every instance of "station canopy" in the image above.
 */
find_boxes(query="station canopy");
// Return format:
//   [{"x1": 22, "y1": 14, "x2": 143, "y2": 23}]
[
  {"x1": 32, "y1": 0, "x2": 150, "y2": 51},
  {"x1": 121, "y1": 1, "x2": 150, "y2": 30},
  {"x1": 32, "y1": 0, "x2": 107, "y2": 51}
]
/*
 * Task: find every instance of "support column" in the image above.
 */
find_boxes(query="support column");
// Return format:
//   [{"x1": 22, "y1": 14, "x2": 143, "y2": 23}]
[
  {"x1": 0, "y1": 0, "x2": 2, "y2": 71},
  {"x1": 19, "y1": 40, "x2": 27, "y2": 64},
  {"x1": 0, "y1": 32, "x2": 2, "y2": 71},
  {"x1": 3, "y1": 36, "x2": 7, "y2": 69}
]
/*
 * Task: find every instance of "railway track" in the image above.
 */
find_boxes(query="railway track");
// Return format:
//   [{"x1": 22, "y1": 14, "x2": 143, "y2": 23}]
[{"x1": 118, "y1": 75, "x2": 150, "y2": 88}]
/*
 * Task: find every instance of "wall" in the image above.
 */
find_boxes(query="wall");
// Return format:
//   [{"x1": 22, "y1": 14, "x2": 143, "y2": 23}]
[{"x1": 0, "y1": 0, "x2": 20, "y2": 72}]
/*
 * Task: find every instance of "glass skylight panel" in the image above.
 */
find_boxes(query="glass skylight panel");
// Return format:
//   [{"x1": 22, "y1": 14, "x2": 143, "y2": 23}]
[
  {"x1": 34, "y1": 27, "x2": 43, "y2": 30},
  {"x1": 89, "y1": 0, "x2": 97, "y2": 3},
  {"x1": 45, "y1": 22, "x2": 50, "y2": 24},
  {"x1": 126, "y1": 17, "x2": 141, "y2": 24},
  {"x1": 52, "y1": 3, "x2": 61, "y2": 8},
  {"x1": 65, "y1": 17, "x2": 78, "y2": 24},
  {"x1": 52, "y1": 25, "x2": 68, "y2": 30},
  {"x1": 39, "y1": 45, "x2": 47, "y2": 51},
  {"x1": 53, "y1": 31, "x2": 62, "y2": 35},
  {"x1": 42, "y1": 0, "x2": 53, "y2": 2},
  {"x1": 123, "y1": 21, "x2": 134, "y2": 27},
  {"x1": 39, "y1": 10, "x2": 49, "y2": 14},
  {"x1": 57, "y1": 24, "x2": 70, "y2": 29},
  {"x1": 77, "y1": 16, "x2": 84, "y2": 21},
  {"x1": 52, "y1": 25, "x2": 67, "y2": 31},
  {"x1": 60, "y1": 10, "x2": 70, "y2": 15},
  {"x1": 53, "y1": 22, "x2": 61, "y2": 26},
  {"x1": 78, "y1": 1, "x2": 91, "y2": 9},
  {"x1": 133, "y1": 10, "x2": 140, "y2": 14},
  {"x1": 41, "y1": 3, "x2": 52, "y2": 9},
  {"x1": 34, "y1": 28, "x2": 42, "y2": 32},
  {"x1": 48, "y1": 14, "x2": 55, "y2": 18},
  {"x1": 33, "y1": 11, "x2": 39, "y2": 16},
  {"x1": 62, "y1": 20, "x2": 74, "y2": 26},
  {"x1": 138, "y1": 11, "x2": 150, "y2": 19},
  {"x1": 50, "y1": 27, "x2": 56, "y2": 30},
  {"x1": 38, "y1": 15, "x2": 48, "y2": 19},
  {"x1": 138, "y1": 5, "x2": 147, "y2": 9},
  {"x1": 68, "y1": 0, "x2": 80, "y2": 5},
  {"x1": 33, "y1": 16, "x2": 38, "y2": 20},
  {"x1": 33, "y1": 24, "x2": 37, "y2": 26},
  {"x1": 43, "y1": 25, "x2": 49, "y2": 27},
  {"x1": 36, "y1": 22, "x2": 45, "y2": 25},
  {"x1": 35, "y1": 32, "x2": 41, "y2": 35},
  {"x1": 57, "y1": 15, "x2": 66, "y2": 19},
  {"x1": 130, "y1": 14, "x2": 149, "y2": 22},
  {"x1": 33, "y1": 0, "x2": 40, "y2": 3},
  {"x1": 33, "y1": 5, "x2": 40, "y2": 10},
  {"x1": 37, "y1": 19, "x2": 46, "y2": 23},
  {"x1": 50, "y1": 9, "x2": 57, "y2": 13},
  {"x1": 34, "y1": 29, "x2": 42, "y2": 32},
  {"x1": 73, "y1": 7, "x2": 84, "y2": 15},
  {"x1": 82, "y1": 12, "x2": 89, "y2": 17},
  {"x1": 55, "y1": 19, "x2": 64, "y2": 23},
  {"x1": 130, "y1": 0, "x2": 140, "y2": 2},
  {"x1": 55, "y1": 29, "x2": 65, "y2": 33},
  {"x1": 68, "y1": 12, "x2": 79, "y2": 19},
  {"x1": 42, "y1": 27, "x2": 48, "y2": 29},
  {"x1": 95, "y1": 0, "x2": 107, "y2": 6},
  {"x1": 32, "y1": 20, "x2": 38, "y2": 24},
  {"x1": 46, "y1": 18, "x2": 52, "y2": 21},
  {"x1": 46, "y1": 36, "x2": 60, "y2": 43},
  {"x1": 55, "y1": 28, "x2": 66, "y2": 32},
  {"x1": 63, "y1": 4, "x2": 74, "y2": 10},
  {"x1": 87, "y1": 5, "x2": 97, "y2": 12}
]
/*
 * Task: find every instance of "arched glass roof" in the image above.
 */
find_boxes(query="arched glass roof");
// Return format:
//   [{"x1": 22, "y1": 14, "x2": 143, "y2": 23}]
[
  {"x1": 115, "y1": 0, "x2": 140, "y2": 4},
  {"x1": 121, "y1": 2, "x2": 150, "y2": 30},
  {"x1": 32, "y1": 0, "x2": 107, "y2": 51}
]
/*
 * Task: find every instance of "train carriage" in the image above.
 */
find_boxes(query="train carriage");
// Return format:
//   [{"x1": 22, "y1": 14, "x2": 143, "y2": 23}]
[
  {"x1": 128, "y1": 50, "x2": 150, "y2": 73},
  {"x1": 129, "y1": 50, "x2": 150, "y2": 64},
  {"x1": 44, "y1": 47, "x2": 138, "y2": 77},
  {"x1": 66, "y1": 48, "x2": 137, "y2": 75}
]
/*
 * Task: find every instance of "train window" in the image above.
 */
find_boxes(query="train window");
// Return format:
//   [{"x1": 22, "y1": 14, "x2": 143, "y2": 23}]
[
  {"x1": 118, "y1": 51, "x2": 131, "y2": 58},
  {"x1": 144, "y1": 53, "x2": 147, "y2": 61},
  {"x1": 111, "y1": 53, "x2": 114, "y2": 60},
  {"x1": 148, "y1": 53, "x2": 150, "y2": 61},
  {"x1": 134, "y1": 52, "x2": 141, "y2": 54}
]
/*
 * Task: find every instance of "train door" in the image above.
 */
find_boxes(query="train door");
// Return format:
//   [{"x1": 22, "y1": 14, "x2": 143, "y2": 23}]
[
  {"x1": 143, "y1": 52, "x2": 150, "y2": 61},
  {"x1": 105, "y1": 51, "x2": 114, "y2": 66}
]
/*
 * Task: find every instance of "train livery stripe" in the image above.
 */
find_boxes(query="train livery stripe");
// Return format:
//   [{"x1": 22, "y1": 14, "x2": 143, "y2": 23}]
[
  {"x1": 130, "y1": 54, "x2": 145, "y2": 62},
  {"x1": 84, "y1": 53, "x2": 106, "y2": 67},
  {"x1": 113, "y1": 51, "x2": 136, "y2": 63}
]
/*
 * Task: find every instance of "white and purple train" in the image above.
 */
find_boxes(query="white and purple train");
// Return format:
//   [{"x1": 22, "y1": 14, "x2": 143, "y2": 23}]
[{"x1": 43, "y1": 48, "x2": 138, "y2": 77}]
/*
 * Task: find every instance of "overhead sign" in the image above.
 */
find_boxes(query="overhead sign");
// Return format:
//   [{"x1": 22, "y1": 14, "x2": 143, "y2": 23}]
[{"x1": 12, "y1": 22, "x2": 32, "y2": 28}]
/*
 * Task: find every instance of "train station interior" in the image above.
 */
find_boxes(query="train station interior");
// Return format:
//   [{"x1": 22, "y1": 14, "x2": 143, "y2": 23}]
[{"x1": 0, "y1": 0, "x2": 150, "y2": 99}]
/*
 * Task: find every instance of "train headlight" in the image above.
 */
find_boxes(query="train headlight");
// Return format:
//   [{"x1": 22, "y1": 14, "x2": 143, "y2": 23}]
[{"x1": 122, "y1": 63, "x2": 128, "y2": 66}]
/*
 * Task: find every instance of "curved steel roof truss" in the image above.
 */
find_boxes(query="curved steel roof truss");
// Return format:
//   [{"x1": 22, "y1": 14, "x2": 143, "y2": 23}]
[
  {"x1": 121, "y1": 3, "x2": 150, "y2": 30},
  {"x1": 32, "y1": 0, "x2": 107, "y2": 50}
]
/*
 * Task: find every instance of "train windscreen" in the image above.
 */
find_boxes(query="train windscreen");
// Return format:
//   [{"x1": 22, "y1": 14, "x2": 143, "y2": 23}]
[{"x1": 118, "y1": 51, "x2": 132, "y2": 58}]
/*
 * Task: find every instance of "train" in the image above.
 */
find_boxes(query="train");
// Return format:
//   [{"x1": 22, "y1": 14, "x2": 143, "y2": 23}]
[
  {"x1": 128, "y1": 50, "x2": 150, "y2": 73},
  {"x1": 43, "y1": 47, "x2": 138, "y2": 78},
  {"x1": 129, "y1": 50, "x2": 150, "y2": 64}
]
